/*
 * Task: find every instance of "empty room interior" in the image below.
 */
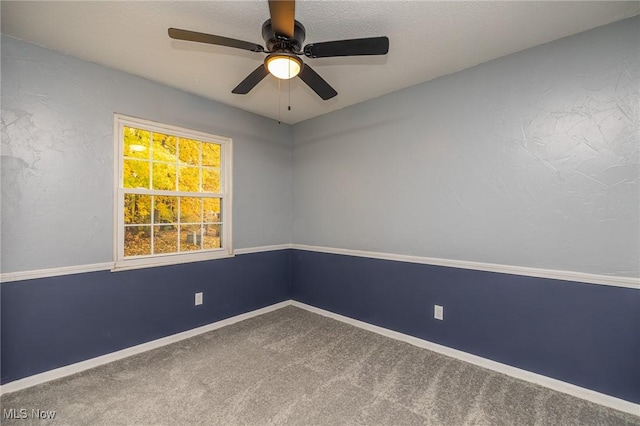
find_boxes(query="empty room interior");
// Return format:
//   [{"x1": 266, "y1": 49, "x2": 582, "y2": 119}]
[{"x1": 1, "y1": 1, "x2": 639, "y2": 424}]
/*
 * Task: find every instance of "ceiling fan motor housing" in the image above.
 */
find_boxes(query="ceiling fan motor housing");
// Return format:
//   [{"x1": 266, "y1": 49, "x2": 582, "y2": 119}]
[{"x1": 262, "y1": 19, "x2": 306, "y2": 53}]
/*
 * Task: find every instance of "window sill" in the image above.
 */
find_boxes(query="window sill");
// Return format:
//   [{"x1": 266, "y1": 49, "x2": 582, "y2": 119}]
[{"x1": 112, "y1": 250, "x2": 234, "y2": 272}]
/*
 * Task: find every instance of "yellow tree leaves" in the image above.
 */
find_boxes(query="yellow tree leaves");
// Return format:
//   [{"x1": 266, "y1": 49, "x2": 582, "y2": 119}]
[
  {"x1": 123, "y1": 127, "x2": 221, "y2": 193},
  {"x1": 124, "y1": 194, "x2": 151, "y2": 224},
  {"x1": 155, "y1": 196, "x2": 177, "y2": 223},
  {"x1": 179, "y1": 138, "x2": 200, "y2": 165},
  {"x1": 123, "y1": 126, "x2": 223, "y2": 257}
]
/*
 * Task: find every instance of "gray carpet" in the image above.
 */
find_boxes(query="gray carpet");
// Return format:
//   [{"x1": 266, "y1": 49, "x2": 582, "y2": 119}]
[{"x1": 1, "y1": 306, "x2": 638, "y2": 425}]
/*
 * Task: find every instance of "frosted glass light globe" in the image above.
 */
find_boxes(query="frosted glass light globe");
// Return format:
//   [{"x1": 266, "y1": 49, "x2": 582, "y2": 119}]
[{"x1": 266, "y1": 55, "x2": 302, "y2": 80}]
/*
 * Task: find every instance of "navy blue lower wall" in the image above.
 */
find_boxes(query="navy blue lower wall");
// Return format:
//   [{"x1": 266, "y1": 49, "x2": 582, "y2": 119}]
[
  {"x1": 1, "y1": 250, "x2": 291, "y2": 385},
  {"x1": 291, "y1": 250, "x2": 640, "y2": 404},
  {"x1": 3, "y1": 248, "x2": 639, "y2": 405}
]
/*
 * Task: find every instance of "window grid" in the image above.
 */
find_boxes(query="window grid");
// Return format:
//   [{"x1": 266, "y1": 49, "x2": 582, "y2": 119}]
[{"x1": 115, "y1": 114, "x2": 232, "y2": 270}]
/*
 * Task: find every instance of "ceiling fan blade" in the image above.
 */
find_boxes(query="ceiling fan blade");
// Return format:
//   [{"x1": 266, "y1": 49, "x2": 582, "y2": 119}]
[
  {"x1": 268, "y1": 0, "x2": 295, "y2": 38},
  {"x1": 298, "y1": 64, "x2": 337, "y2": 100},
  {"x1": 232, "y1": 65, "x2": 270, "y2": 94},
  {"x1": 168, "y1": 28, "x2": 264, "y2": 53},
  {"x1": 304, "y1": 36, "x2": 389, "y2": 58}
]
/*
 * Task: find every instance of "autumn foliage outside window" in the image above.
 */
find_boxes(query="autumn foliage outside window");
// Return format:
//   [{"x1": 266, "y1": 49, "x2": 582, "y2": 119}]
[{"x1": 115, "y1": 115, "x2": 232, "y2": 269}]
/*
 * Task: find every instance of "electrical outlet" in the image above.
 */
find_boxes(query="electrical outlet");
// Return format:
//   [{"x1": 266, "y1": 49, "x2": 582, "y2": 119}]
[
  {"x1": 434, "y1": 305, "x2": 444, "y2": 320},
  {"x1": 195, "y1": 292, "x2": 203, "y2": 306}
]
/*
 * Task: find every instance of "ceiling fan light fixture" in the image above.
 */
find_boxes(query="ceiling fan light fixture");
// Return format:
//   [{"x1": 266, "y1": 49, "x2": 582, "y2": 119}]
[{"x1": 265, "y1": 53, "x2": 302, "y2": 79}]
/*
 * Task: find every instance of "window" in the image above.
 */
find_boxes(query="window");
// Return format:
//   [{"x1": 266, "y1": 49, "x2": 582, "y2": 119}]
[{"x1": 114, "y1": 114, "x2": 232, "y2": 270}]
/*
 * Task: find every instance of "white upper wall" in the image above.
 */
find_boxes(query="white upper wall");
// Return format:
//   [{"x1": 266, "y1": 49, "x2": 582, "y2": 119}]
[
  {"x1": 291, "y1": 17, "x2": 639, "y2": 278},
  {"x1": 3, "y1": 16, "x2": 639, "y2": 278},
  {"x1": 1, "y1": 36, "x2": 292, "y2": 274}
]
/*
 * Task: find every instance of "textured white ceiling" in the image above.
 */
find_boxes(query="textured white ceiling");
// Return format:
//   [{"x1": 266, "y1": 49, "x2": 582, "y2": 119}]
[{"x1": 2, "y1": 1, "x2": 639, "y2": 124}]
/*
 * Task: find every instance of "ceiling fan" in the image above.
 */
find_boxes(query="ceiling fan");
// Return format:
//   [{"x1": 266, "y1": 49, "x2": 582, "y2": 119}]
[{"x1": 168, "y1": 0, "x2": 389, "y2": 100}]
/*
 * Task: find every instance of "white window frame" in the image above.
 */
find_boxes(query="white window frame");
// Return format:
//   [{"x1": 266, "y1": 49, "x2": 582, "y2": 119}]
[{"x1": 113, "y1": 114, "x2": 233, "y2": 271}]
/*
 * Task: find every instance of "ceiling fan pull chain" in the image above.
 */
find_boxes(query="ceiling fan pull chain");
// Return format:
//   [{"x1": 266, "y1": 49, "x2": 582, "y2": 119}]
[
  {"x1": 278, "y1": 78, "x2": 282, "y2": 124},
  {"x1": 288, "y1": 78, "x2": 292, "y2": 111}
]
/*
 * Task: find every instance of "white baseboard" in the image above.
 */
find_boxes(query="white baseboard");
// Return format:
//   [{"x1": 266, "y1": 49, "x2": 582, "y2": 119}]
[
  {"x1": 291, "y1": 301, "x2": 640, "y2": 417},
  {"x1": 2, "y1": 299, "x2": 637, "y2": 417},
  {"x1": 0, "y1": 300, "x2": 292, "y2": 395}
]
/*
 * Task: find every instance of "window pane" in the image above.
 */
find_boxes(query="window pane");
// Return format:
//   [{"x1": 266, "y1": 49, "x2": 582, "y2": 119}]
[
  {"x1": 153, "y1": 225, "x2": 178, "y2": 254},
  {"x1": 124, "y1": 226, "x2": 151, "y2": 257},
  {"x1": 179, "y1": 138, "x2": 201, "y2": 166},
  {"x1": 124, "y1": 194, "x2": 151, "y2": 224},
  {"x1": 202, "y1": 168, "x2": 220, "y2": 193},
  {"x1": 178, "y1": 166, "x2": 200, "y2": 192},
  {"x1": 154, "y1": 196, "x2": 178, "y2": 224},
  {"x1": 118, "y1": 116, "x2": 230, "y2": 265},
  {"x1": 153, "y1": 133, "x2": 177, "y2": 162},
  {"x1": 202, "y1": 143, "x2": 220, "y2": 168},
  {"x1": 203, "y1": 198, "x2": 221, "y2": 222},
  {"x1": 124, "y1": 127, "x2": 150, "y2": 159},
  {"x1": 180, "y1": 197, "x2": 201, "y2": 223},
  {"x1": 180, "y1": 225, "x2": 201, "y2": 252},
  {"x1": 152, "y1": 163, "x2": 176, "y2": 190},
  {"x1": 203, "y1": 224, "x2": 221, "y2": 249},
  {"x1": 123, "y1": 159, "x2": 150, "y2": 189}
]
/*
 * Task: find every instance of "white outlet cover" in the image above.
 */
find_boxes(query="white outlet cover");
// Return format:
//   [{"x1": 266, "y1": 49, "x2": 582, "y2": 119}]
[
  {"x1": 434, "y1": 305, "x2": 444, "y2": 320},
  {"x1": 195, "y1": 292, "x2": 203, "y2": 306}
]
